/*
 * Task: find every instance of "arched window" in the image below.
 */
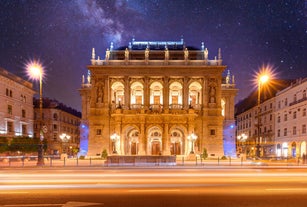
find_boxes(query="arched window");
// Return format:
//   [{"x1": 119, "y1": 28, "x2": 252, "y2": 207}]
[
  {"x1": 188, "y1": 81, "x2": 202, "y2": 109},
  {"x1": 169, "y1": 81, "x2": 183, "y2": 109},
  {"x1": 111, "y1": 81, "x2": 125, "y2": 107},
  {"x1": 150, "y1": 82, "x2": 163, "y2": 105},
  {"x1": 130, "y1": 82, "x2": 144, "y2": 108}
]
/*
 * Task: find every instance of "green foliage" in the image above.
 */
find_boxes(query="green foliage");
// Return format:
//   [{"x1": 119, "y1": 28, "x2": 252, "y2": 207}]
[
  {"x1": 101, "y1": 149, "x2": 108, "y2": 159},
  {"x1": 79, "y1": 155, "x2": 85, "y2": 160},
  {"x1": 7, "y1": 136, "x2": 47, "y2": 153},
  {"x1": 0, "y1": 137, "x2": 9, "y2": 153},
  {"x1": 201, "y1": 148, "x2": 208, "y2": 159}
]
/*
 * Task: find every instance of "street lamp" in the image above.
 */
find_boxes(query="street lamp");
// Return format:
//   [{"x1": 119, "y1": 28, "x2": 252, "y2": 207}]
[
  {"x1": 59, "y1": 133, "x2": 71, "y2": 154},
  {"x1": 110, "y1": 133, "x2": 120, "y2": 154},
  {"x1": 26, "y1": 59, "x2": 45, "y2": 166},
  {"x1": 256, "y1": 74, "x2": 269, "y2": 157},
  {"x1": 188, "y1": 133, "x2": 197, "y2": 154}
]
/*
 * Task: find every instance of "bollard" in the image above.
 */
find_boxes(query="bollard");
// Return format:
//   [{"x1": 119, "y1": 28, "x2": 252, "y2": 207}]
[
  {"x1": 76, "y1": 157, "x2": 79, "y2": 166},
  {"x1": 50, "y1": 157, "x2": 52, "y2": 167},
  {"x1": 22, "y1": 156, "x2": 24, "y2": 167},
  {"x1": 201, "y1": 156, "x2": 203, "y2": 166},
  {"x1": 241, "y1": 157, "x2": 243, "y2": 166},
  {"x1": 182, "y1": 157, "x2": 184, "y2": 166},
  {"x1": 9, "y1": 157, "x2": 11, "y2": 167},
  {"x1": 64, "y1": 157, "x2": 66, "y2": 167},
  {"x1": 196, "y1": 157, "x2": 198, "y2": 166},
  {"x1": 218, "y1": 157, "x2": 220, "y2": 166},
  {"x1": 90, "y1": 157, "x2": 92, "y2": 166},
  {"x1": 229, "y1": 156, "x2": 231, "y2": 166}
]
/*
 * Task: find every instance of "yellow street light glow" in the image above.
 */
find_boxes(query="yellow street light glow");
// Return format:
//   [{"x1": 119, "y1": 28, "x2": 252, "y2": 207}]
[
  {"x1": 259, "y1": 74, "x2": 269, "y2": 84},
  {"x1": 25, "y1": 59, "x2": 45, "y2": 81}
]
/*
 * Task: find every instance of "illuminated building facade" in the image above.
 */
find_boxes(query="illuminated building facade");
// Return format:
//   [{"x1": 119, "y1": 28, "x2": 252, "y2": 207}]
[
  {"x1": 275, "y1": 78, "x2": 307, "y2": 158},
  {"x1": 0, "y1": 67, "x2": 35, "y2": 137},
  {"x1": 33, "y1": 98, "x2": 81, "y2": 155},
  {"x1": 79, "y1": 39, "x2": 237, "y2": 158}
]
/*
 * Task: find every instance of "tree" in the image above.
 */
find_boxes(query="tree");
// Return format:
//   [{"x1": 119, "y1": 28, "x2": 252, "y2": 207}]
[
  {"x1": 201, "y1": 148, "x2": 208, "y2": 159},
  {"x1": 101, "y1": 149, "x2": 108, "y2": 159}
]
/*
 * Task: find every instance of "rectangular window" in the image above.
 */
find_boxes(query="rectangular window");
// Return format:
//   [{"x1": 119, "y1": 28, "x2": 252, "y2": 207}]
[
  {"x1": 96, "y1": 129, "x2": 102, "y2": 135},
  {"x1": 154, "y1": 96, "x2": 160, "y2": 104},
  {"x1": 53, "y1": 124, "x2": 58, "y2": 130},
  {"x1": 284, "y1": 128, "x2": 287, "y2": 136},
  {"x1": 53, "y1": 133, "x2": 57, "y2": 141},
  {"x1": 284, "y1": 114, "x2": 287, "y2": 121},
  {"x1": 22, "y1": 124, "x2": 27, "y2": 135},
  {"x1": 22, "y1": 109, "x2": 26, "y2": 118},
  {"x1": 303, "y1": 125, "x2": 306, "y2": 134},
  {"x1": 7, "y1": 105, "x2": 12, "y2": 115},
  {"x1": 210, "y1": 129, "x2": 216, "y2": 135},
  {"x1": 293, "y1": 126, "x2": 297, "y2": 135},
  {"x1": 7, "y1": 121, "x2": 13, "y2": 132},
  {"x1": 136, "y1": 96, "x2": 142, "y2": 104},
  {"x1": 277, "y1": 129, "x2": 280, "y2": 137}
]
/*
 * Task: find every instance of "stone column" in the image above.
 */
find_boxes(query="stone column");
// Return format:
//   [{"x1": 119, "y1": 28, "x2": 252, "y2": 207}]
[
  {"x1": 163, "y1": 76, "x2": 169, "y2": 111},
  {"x1": 163, "y1": 123, "x2": 169, "y2": 155},
  {"x1": 139, "y1": 118, "x2": 146, "y2": 155},
  {"x1": 183, "y1": 77, "x2": 189, "y2": 109},
  {"x1": 144, "y1": 77, "x2": 149, "y2": 109},
  {"x1": 124, "y1": 76, "x2": 130, "y2": 109}
]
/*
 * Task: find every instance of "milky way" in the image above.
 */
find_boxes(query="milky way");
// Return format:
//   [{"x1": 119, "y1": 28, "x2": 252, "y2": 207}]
[{"x1": 0, "y1": 0, "x2": 306, "y2": 111}]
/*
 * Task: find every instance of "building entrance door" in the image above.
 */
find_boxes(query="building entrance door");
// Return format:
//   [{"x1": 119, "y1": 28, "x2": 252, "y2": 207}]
[
  {"x1": 131, "y1": 142, "x2": 137, "y2": 155},
  {"x1": 170, "y1": 142, "x2": 180, "y2": 155},
  {"x1": 151, "y1": 141, "x2": 161, "y2": 155}
]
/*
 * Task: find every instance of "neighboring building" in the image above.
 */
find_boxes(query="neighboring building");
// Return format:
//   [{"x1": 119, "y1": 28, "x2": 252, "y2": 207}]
[
  {"x1": 0, "y1": 67, "x2": 35, "y2": 138},
  {"x1": 33, "y1": 98, "x2": 81, "y2": 155},
  {"x1": 236, "y1": 96, "x2": 276, "y2": 157},
  {"x1": 236, "y1": 78, "x2": 306, "y2": 158},
  {"x1": 275, "y1": 78, "x2": 307, "y2": 158},
  {"x1": 79, "y1": 38, "x2": 238, "y2": 158}
]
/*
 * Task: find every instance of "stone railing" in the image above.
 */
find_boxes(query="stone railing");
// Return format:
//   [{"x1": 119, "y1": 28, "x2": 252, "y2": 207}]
[{"x1": 106, "y1": 155, "x2": 176, "y2": 166}]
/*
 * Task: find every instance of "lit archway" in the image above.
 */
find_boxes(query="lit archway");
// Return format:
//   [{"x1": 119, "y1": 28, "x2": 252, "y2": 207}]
[
  {"x1": 131, "y1": 82, "x2": 144, "y2": 109},
  {"x1": 147, "y1": 126, "x2": 162, "y2": 155}
]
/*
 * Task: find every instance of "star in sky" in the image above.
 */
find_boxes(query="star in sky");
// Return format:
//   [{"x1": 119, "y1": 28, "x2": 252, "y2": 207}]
[{"x1": 0, "y1": 0, "x2": 306, "y2": 111}]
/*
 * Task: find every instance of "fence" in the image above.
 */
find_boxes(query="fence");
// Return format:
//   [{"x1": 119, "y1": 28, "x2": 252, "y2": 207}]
[{"x1": 0, "y1": 155, "x2": 305, "y2": 168}]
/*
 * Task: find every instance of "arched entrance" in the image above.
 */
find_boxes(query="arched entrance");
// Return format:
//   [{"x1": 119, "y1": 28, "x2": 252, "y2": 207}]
[
  {"x1": 148, "y1": 127, "x2": 162, "y2": 155},
  {"x1": 282, "y1": 142, "x2": 288, "y2": 158},
  {"x1": 301, "y1": 141, "x2": 306, "y2": 157},
  {"x1": 170, "y1": 129, "x2": 183, "y2": 155},
  {"x1": 291, "y1": 142, "x2": 296, "y2": 157},
  {"x1": 128, "y1": 129, "x2": 139, "y2": 155}
]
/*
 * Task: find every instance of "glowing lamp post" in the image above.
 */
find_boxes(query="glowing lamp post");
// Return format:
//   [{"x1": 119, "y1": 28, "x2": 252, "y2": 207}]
[
  {"x1": 110, "y1": 133, "x2": 120, "y2": 154},
  {"x1": 188, "y1": 133, "x2": 197, "y2": 154},
  {"x1": 26, "y1": 60, "x2": 45, "y2": 166},
  {"x1": 256, "y1": 74, "x2": 269, "y2": 157}
]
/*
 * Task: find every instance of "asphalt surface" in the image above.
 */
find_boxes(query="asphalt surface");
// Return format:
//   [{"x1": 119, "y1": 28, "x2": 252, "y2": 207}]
[{"x1": 1, "y1": 167, "x2": 307, "y2": 207}]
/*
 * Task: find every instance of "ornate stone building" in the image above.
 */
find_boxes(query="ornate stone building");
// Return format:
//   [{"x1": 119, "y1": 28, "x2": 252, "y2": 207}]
[{"x1": 79, "y1": 39, "x2": 237, "y2": 158}]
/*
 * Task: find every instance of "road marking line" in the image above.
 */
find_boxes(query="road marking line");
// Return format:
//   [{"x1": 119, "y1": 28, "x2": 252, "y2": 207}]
[
  {"x1": 129, "y1": 189, "x2": 180, "y2": 192},
  {"x1": 266, "y1": 188, "x2": 307, "y2": 191}
]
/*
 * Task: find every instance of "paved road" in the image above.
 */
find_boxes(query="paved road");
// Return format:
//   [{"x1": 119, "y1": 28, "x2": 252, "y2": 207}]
[{"x1": 1, "y1": 167, "x2": 307, "y2": 207}]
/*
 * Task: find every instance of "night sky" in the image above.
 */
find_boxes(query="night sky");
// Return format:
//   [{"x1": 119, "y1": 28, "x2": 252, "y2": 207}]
[{"x1": 0, "y1": 0, "x2": 306, "y2": 111}]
